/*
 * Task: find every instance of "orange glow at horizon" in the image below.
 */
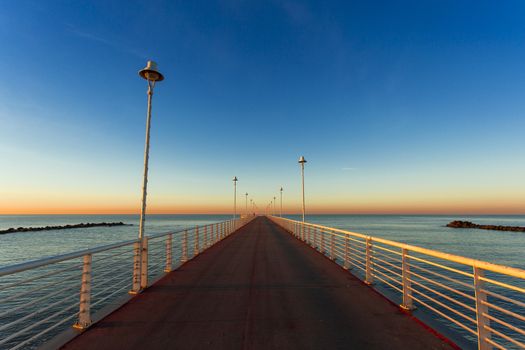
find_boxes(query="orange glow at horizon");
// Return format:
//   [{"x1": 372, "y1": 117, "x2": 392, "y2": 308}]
[{"x1": 2, "y1": 194, "x2": 525, "y2": 215}]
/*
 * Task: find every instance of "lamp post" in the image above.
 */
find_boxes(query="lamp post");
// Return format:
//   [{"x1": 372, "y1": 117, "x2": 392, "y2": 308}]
[
  {"x1": 245, "y1": 193, "x2": 248, "y2": 217},
  {"x1": 137, "y1": 61, "x2": 164, "y2": 241},
  {"x1": 273, "y1": 196, "x2": 276, "y2": 216},
  {"x1": 233, "y1": 176, "x2": 238, "y2": 219},
  {"x1": 298, "y1": 156, "x2": 307, "y2": 222},
  {"x1": 280, "y1": 187, "x2": 283, "y2": 217},
  {"x1": 250, "y1": 198, "x2": 253, "y2": 216}
]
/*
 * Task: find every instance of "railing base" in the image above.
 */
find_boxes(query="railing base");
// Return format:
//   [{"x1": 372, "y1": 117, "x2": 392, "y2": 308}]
[{"x1": 72, "y1": 322, "x2": 91, "y2": 331}]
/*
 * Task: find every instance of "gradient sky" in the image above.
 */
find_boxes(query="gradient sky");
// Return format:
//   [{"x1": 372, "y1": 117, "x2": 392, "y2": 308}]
[{"x1": 1, "y1": 1, "x2": 525, "y2": 214}]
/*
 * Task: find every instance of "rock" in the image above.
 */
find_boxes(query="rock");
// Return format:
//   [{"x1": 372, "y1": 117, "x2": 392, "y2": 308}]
[
  {"x1": 447, "y1": 220, "x2": 525, "y2": 232},
  {"x1": 0, "y1": 222, "x2": 129, "y2": 235}
]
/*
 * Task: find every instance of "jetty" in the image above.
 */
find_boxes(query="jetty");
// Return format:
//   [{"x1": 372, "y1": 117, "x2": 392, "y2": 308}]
[
  {"x1": 0, "y1": 216, "x2": 523, "y2": 350},
  {"x1": 0, "y1": 222, "x2": 128, "y2": 235}
]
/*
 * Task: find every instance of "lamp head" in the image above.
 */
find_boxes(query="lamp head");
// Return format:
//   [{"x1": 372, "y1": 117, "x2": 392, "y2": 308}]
[
  {"x1": 280, "y1": 187, "x2": 283, "y2": 192},
  {"x1": 139, "y1": 60, "x2": 164, "y2": 82},
  {"x1": 298, "y1": 156, "x2": 307, "y2": 164},
  {"x1": 233, "y1": 176, "x2": 238, "y2": 182}
]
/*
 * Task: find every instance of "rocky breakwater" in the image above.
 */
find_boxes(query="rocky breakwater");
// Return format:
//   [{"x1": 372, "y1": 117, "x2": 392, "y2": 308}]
[
  {"x1": 0, "y1": 222, "x2": 129, "y2": 235},
  {"x1": 446, "y1": 220, "x2": 525, "y2": 232}
]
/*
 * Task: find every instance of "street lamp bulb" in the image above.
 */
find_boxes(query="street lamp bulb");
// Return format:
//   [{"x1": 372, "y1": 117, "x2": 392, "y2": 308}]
[
  {"x1": 298, "y1": 156, "x2": 307, "y2": 164},
  {"x1": 280, "y1": 187, "x2": 283, "y2": 192},
  {"x1": 233, "y1": 176, "x2": 238, "y2": 182},
  {"x1": 139, "y1": 61, "x2": 164, "y2": 82}
]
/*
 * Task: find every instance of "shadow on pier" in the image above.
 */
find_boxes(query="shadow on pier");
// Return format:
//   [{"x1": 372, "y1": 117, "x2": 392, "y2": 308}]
[{"x1": 62, "y1": 217, "x2": 455, "y2": 349}]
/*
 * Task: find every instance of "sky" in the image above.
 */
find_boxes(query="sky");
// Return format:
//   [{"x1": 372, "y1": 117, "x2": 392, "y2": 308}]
[{"x1": 1, "y1": 0, "x2": 525, "y2": 215}]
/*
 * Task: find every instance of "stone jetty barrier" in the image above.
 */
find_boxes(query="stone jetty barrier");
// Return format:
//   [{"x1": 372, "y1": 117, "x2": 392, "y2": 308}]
[
  {"x1": 446, "y1": 220, "x2": 525, "y2": 232},
  {"x1": 0, "y1": 222, "x2": 129, "y2": 235}
]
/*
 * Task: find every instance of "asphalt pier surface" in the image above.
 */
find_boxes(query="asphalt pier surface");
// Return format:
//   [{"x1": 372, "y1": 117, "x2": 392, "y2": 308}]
[{"x1": 63, "y1": 216, "x2": 455, "y2": 350}]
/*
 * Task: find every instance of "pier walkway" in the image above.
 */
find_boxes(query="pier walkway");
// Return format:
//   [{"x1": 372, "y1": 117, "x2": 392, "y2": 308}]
[{"x1": 62, "y1": 217, "x2": 453, "y2": 349}]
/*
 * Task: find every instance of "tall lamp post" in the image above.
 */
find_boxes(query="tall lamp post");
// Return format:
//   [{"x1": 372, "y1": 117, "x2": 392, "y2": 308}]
[
  {"x1": 138, "y1": 61, "x2": 164, "y2": 241},
  {"x1": 280, "y1": 187, "x2": 283, "y2": 217},
  {"x1": 250, "y1": 198, "x2": 253, "y2": 216},
  {"x1": 298, "y1": 156, "x2": 307, "y2": 222},
  {"x1": 273, "y1": 196, "x2": 276, "y2": 216},
  {"x1": 233, "y1": 176, "x2": 238, "y2": 219},
  {"x1": 245, "y1": 192, "x2": 248, "y2": 217}
]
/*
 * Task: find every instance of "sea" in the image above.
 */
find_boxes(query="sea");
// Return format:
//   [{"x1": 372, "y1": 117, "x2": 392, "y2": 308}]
[
  {"x1": 0, "y1": 214, "x2": 523, "y2": 349},
  {"x1": 0, "y1": 214, "x2": 523, "y2": 269}
]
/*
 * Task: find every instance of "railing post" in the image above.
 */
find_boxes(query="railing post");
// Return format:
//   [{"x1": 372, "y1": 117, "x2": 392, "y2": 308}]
[
  {"x1": 330, "y1": 233, "x2": 335, "y2": 260},
  {"x1": 204, "y1": 225, "x2": 208, "y2": 249},
  {"x1": 73, "y1": 254, "x2": 92, "y2": 330},
  {"x1": 215, "y1": 223, "x2": 219, "y2": 242},
  {"x1": 130, "y1": 241, "x2": 141, "y2": 294},
  {"x1": 473, "y1": 267, "x2": 491, "y2": 350},
  {"x1": 181, "y1": 230, "x2": 188, "y2": 263},
  {"x1": 401, "y1": 248, "x2": 414, "y2": 310},
  {"x1": 308, "y1": 226, "x2": 311, "y2": 246},
  {"x1": 314, "y1": 228, "x2": 318, "y2": 250},
  {"x1": 344, "y1": 235, "x2": 350, "y2": 269},
  {"x1": 140, "y1": 237, "x2": 148, "y2": 289},
  {"x1": 365, "y1": 237, "x2": 374, "y2": 285},
  {"x1": 164, "y1": 233, "x2": 173, "y2": 272},
  {"x1": 194, "y1": 225, "x2": 200, "y2": 256},
  {"x1": 321, "y1": 232, "x2": 325, "y2": 254}
]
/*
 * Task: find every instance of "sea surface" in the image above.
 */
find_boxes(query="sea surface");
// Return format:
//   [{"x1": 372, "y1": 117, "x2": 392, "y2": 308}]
[
  {"x1": 2, "y1": 214, "x2": 522, "y2": 269},
  {"x1": 0, "y1": 214, "x2": 523, "y2": 349}
]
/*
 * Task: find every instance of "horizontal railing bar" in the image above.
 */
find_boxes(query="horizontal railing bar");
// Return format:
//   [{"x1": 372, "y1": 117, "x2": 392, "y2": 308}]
[
  {"x1": 372, "y1": 254, "x2": 403, "y2": 272},
  {"x1": 0, "y1": 239, "x2": 138, "y2": 277},
  {"x1": 409, "y1": 278, "x2": 476, "y2": 313},
  {"x1": 372, "y1": 244, "x2": 403, "y2": 257},
  {"x1": 409, "y1": 271, "x2": 475, "y2": 301},
  {"x1": 0, "y1": 262, "x2": 82, "y2": 292},
  {"x1": 484, "y1": 312, "x2": 525, "y2": 337},
  {"x1": 10, "y1": 312, "x2": 78, "y2": 350},
  {"x1": 373, "y1": 262, "x2": 403, "y2": 282},
  {"x1": 484, "y1": 336, "x2": 506, "y2": 350},
  {"x1": 407, "y1": 254, "x2": 473, "y2": 279},
  {"x1": 481, "y1": 300, "x2": 525, "y2": 322},
  {"x1": 479, "y1": 276, "x2": 525, "y2": 294},
  {"x1": 410, "y1": 294, "x2": 477, "y2": 336},
  {"x1": 274, "y1": 217, "x2": 525, "y2": 278},
  {"x1": 373, "y1": 273, "x2": 403, "y2": 293},
  {"x1": 409, "y1": 286, "x2": 477, "y2": 324},
  {"x1": 0, "y1": 280, "x2": 80, "y2": 319},
  {"x1": 482, "y1": 288, "x2": 525, "y2": 309},
  {"x1": 484, "y1": 324, "x2": 524, "y2": 349},
  {"x1": 1, "y1": 271, "x2": 80, "y2": 304},
  {"x1": 0, "y1": 292, "x2": 79, "y2": 343},
  {"x1": 409, "y1": 261, "x2": 474, "y2": 290},
  {"x1": 373, "y1": 267, "x2": 402, "y2": 286}
]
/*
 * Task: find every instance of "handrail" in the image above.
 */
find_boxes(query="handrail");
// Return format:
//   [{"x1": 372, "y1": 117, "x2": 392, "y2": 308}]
[
  {"x1": 0, "y1": 238, "x2": 139, "y2": 277},
  {"x1": 275, "y1": 217, "x2": 525, "y2": 279},
  {"x1": 0, "y1": 215, "x2": 256, "y2": 350},
  {"x1": 268, "y1": 215, "x2": 525, "y2": 350}
]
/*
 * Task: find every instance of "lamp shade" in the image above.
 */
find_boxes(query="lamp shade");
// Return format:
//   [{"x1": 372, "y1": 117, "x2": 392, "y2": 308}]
[{"x1": 139, "y1": 60, "x2": 164, "y2": 82}]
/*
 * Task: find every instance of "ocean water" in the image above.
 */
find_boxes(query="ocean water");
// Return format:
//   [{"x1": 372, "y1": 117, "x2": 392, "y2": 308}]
[
  {"x1": 0, "y1": 214, "x2": 523, "y2": 349},
  {"x1": 0, "y1": 214, "x2": 233, "y2": 267},
  {"x1": 284, "y1": 214, "x2": 525, "y2": 270},
  {"x1": 1, "y1": 214, "x2": 523, "y2": 268}
]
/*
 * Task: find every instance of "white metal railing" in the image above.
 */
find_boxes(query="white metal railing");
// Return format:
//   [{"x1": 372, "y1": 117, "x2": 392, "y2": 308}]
[
  {"x1": 0, "y1": 216, "x2": 254, "y2": 349},
  {"x1": 269, "y1": 216, "x2": 525, "y2": 350}
]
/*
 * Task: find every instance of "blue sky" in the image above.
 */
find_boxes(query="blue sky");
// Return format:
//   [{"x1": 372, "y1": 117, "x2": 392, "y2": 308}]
[{"x1": 1, "y1": 1, "x2": 525, "y2": 214}]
